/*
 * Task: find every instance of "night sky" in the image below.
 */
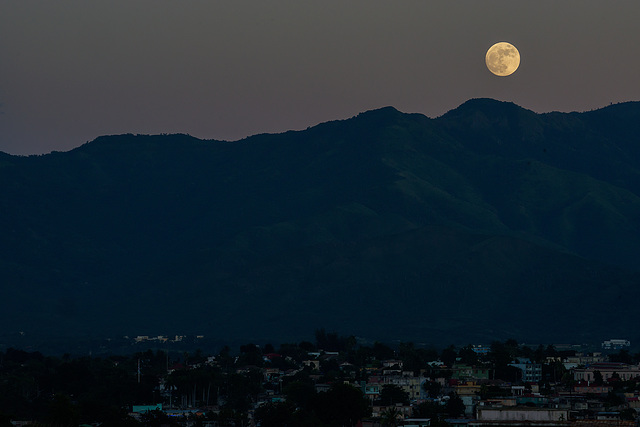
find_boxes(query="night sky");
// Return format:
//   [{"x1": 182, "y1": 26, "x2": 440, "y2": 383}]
[{"x1": 1, "y1": 1, "x2": 639, "y2": 155}]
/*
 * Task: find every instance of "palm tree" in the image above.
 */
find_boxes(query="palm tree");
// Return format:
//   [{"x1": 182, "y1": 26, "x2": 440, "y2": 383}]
[{"x1": 380, "y1": 407, "x2": 402, "y2": 427}]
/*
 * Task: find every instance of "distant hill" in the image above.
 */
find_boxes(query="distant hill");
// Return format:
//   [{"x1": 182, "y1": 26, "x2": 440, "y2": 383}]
[{"x1": 2, "y1": 98, "x2": 640, "y2": 346}]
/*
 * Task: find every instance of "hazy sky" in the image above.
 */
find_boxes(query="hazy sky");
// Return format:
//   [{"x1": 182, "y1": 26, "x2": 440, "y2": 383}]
[{"x1": 1, "y1": 0, "x2": 639, "y2": 155}]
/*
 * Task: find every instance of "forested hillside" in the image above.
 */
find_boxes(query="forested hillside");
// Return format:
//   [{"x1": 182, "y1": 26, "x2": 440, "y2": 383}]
[{"x1": 2, "y1": 99, "x2": 639, "y2": 346}]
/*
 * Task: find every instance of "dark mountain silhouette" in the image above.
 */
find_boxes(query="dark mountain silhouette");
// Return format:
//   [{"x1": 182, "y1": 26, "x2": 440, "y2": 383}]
[{"x1": 2, "y1": 98, "x2": 640, "y2": 346}]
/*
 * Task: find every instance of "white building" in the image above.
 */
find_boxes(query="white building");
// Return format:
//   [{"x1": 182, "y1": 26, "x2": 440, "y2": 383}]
[{"x1": 602, "y1": 339, "x2": 630, "y2": 349}]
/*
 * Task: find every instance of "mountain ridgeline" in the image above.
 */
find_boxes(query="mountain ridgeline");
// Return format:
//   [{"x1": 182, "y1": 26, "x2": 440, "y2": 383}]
[{"x1": 2, "y1": 98, "x2": 640, "y2": 346}]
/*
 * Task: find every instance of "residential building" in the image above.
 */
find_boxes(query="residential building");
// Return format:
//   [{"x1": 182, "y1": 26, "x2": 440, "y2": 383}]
[
  {"x1": 509, "y1": 358, "x2": 542, "y2": 383},
  {"x1": 452, "y1": 364, "x2": 490, "y2": 381},
  {"x1": 476, "y1": 407, "x2": 570, "y2": 423},
  {"x1": 573, "y1": 362, "x2": 640, "y2": 382},
  {"x1": 602, "y1": 340, "x2": 630, "y2": 350}
]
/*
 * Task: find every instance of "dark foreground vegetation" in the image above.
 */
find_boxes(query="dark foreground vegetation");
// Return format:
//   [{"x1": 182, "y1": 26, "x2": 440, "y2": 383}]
[{"x1": 1, "y1": 331, "x2": 640, "y2": 426}]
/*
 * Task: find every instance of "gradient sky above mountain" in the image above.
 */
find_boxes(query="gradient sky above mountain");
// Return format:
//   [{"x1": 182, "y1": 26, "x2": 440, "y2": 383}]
[{"x1": 1, "y1": 0, "x2": 639, "y2": 155}]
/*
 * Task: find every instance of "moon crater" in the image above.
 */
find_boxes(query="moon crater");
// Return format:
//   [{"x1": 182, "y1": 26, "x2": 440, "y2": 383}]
[{"x1": 485, "y1": 42, "x2": 520, "y2": 76}]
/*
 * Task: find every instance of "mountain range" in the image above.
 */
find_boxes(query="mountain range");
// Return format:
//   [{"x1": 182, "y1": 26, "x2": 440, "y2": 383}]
[{"x1": 2, "y1": 98, "x2": 640, "y2": 347}]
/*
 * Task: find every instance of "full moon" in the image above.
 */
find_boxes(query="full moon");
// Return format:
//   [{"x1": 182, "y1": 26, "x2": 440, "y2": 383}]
[{"x1": 485, "y1": 42, "x2": 520, "y2": 76}]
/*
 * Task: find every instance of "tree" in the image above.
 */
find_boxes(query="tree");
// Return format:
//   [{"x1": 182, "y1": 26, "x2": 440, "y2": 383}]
[
  {"x1": 166, "y1": 366, "x2": 219, "y2": 408},
  {"x1": 440, "y1": 345, "x2": 457, "y2": 366},
  {"x1": 413, "y1": 401, "x2": 443, "y2": 419},
  {"x1": 379, "y1": 384, "x2": 409, "y2": 406},
  {"x1": 238, "y1": 343, "x2": 263, "y2": 367},
  {"x1": 372, "y1": 342, "x2": 395, "y2": 361},
  {"x1": 610, "y1": 350, "x2": 633, "y2": 364},
  {"x1": 283, "y1": 380, "x2": 316, "y2": 409},
  {"x1": 560, "y1": 372, "x2": 575, "y2": 392},
  {"x1": 544, "y1": 345, "x2": 559, "y2": 359},
  {"x1": 445, "y1": 392, "x2": 466, "y2": 418},
  {"x1": 605, "y1": 390, "x2": 624, "y2": 409},
  {"x1": 311, "y1": 383, "x2": 370, "y2": 427},
  {"x1": 458, "y1": 345, "x2": 479, "y2": 365},
  {"x1": 352, "y1": 345, "x2": 375, "y2": 367},
  {"x1": 320, "y1": 358, "x2": 341, "y2": 382},
  {"x1": 620, "y1": 408, "x2": 636, "y2": 421},
  {"x1": 519, "y1": 345, "x2": 534, "y2": 361},
  {"x1": 541, "y1": 359, "x2": 566, "y2": 384},
  {"x1": 0, "y1": 412, "x2": 12, "y2": 427},
  {"x1": 140, "y1": 409, "x2": 180, "y2": 427},
  {"x1": 315, "y1": 329, "x2": 356, "y2": 352},
  {"x1": 398, "y1": 343, "x2": 439, "y2": 375},
  {"x1": 380, "y1": 407, "x2": 402, "y2": 426},
  {"x1": 493, "y1": 364, "x2": 521, "y2": 382},
  {"x1": 423, "y1": 380, "x2": 442, "y2": 398},
  {"x1": 278, "y1": 342, "x2": 311, "y2": 362},
  {"x1": 533, "y1": 344, "x2": 546, "y2": 363},
  {"x1": 216, "y1": 346, "x2": 234, "y2": 370},
  {"x1": 254, "y1": 401, "x2": 296, "y2": 427},
  {"x1": 593, "y1": 370, "x2": 604, "y2": 386},
  {"x1": 44, "y1": 394, "x2": 79, "y2": 427},
  {"x1": 225, "y1": 371, "x2": 262, "y2": 413},
  {"x1": 489, "y1": 341, "x2": 514, "y2": 367},
  {"x1": 413, "y1": 392, "x2": 465, "y2": 420}
]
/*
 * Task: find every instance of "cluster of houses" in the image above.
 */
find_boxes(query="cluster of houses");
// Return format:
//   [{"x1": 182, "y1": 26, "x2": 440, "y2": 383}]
[
  {"x1": 129, "y1": 341, "x2": 640, "y2": 427},
  {"x1": 357, "y1": 359, "x2": 638, "y2": 426},
  {"x1": 131, "y1": 334, "x2": 205, "y2": 343}
]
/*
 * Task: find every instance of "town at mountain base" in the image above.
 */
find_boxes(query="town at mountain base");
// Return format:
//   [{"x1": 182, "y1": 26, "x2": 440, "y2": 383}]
[{"x1": 1, "y1": 335, "x2": 639, "y2": 426}]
